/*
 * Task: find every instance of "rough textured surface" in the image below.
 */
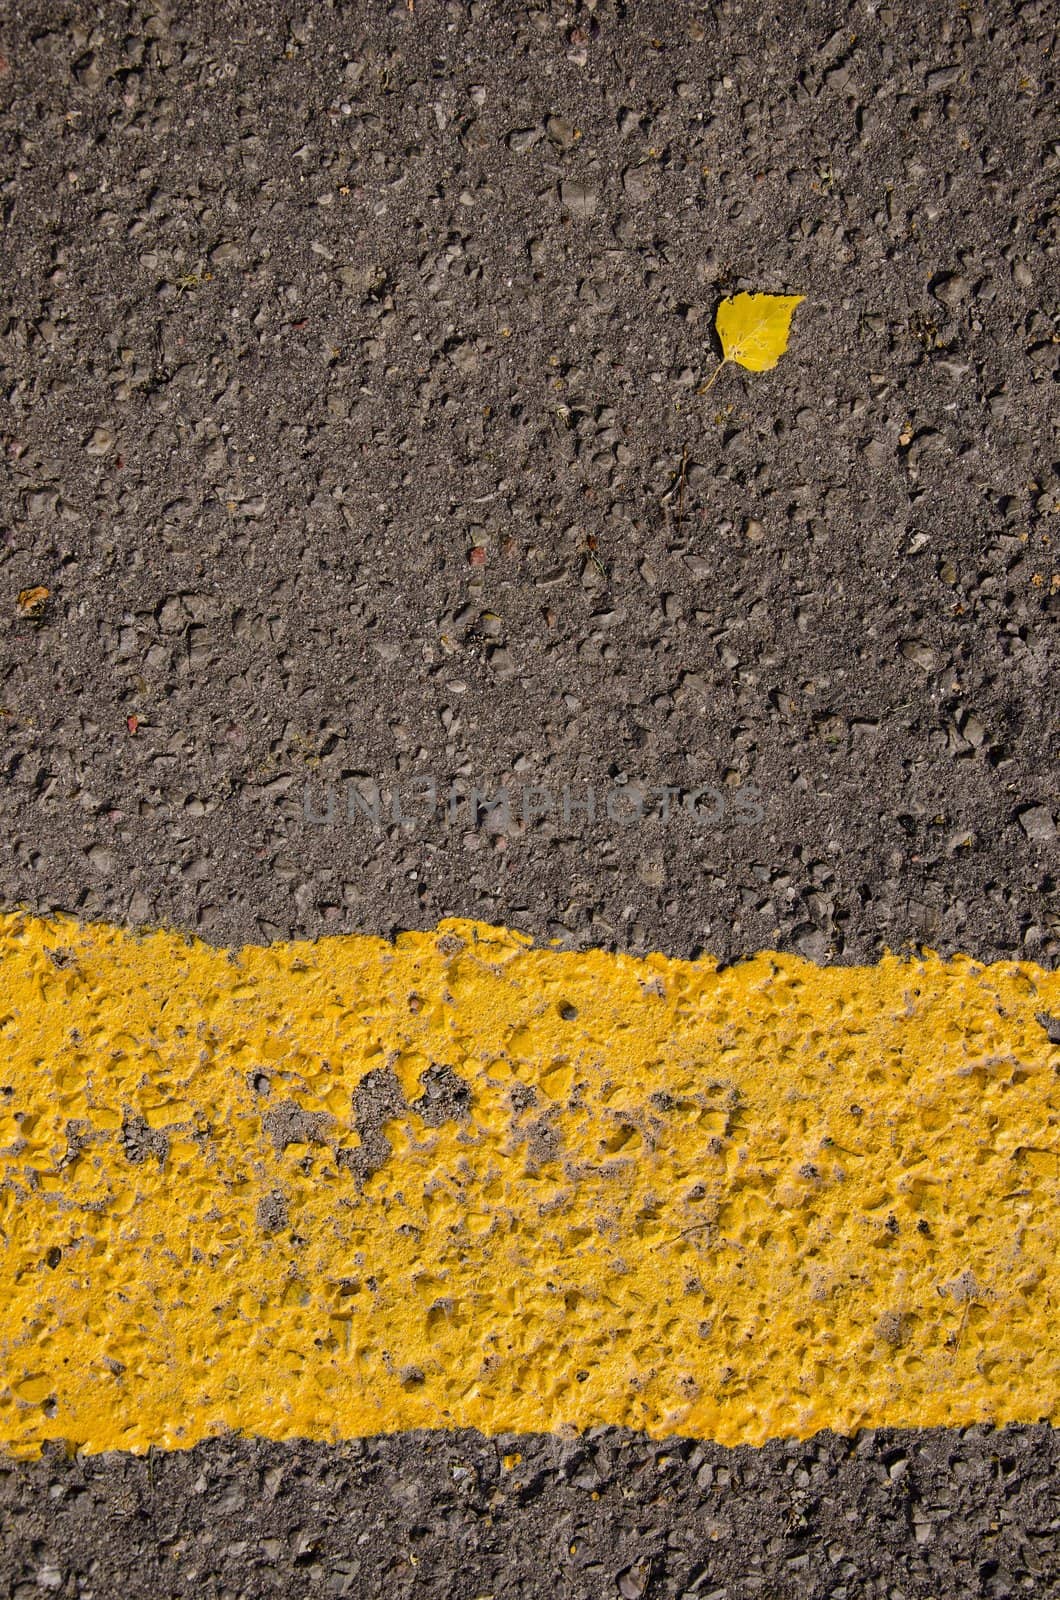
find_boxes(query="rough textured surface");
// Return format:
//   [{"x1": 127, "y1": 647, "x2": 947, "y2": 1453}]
[
  {"x1": 3, "y1": 910, "x2": 1059, "y2": 1455},
  {"x1": 0, "y1": 0, "x2": 1057, "y2": 965},
  {"x1": 2, "y1": 0, "x2": 1059, "y2": 1590},
  {"x1": 3, "y1": 1424, "x2": 1060, "y2": 1598}
]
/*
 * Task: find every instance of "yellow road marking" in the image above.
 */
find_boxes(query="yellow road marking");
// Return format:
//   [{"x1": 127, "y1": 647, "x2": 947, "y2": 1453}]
[{"x1": 0, "y1": 911, "x2": 1058, "y2": 1456}]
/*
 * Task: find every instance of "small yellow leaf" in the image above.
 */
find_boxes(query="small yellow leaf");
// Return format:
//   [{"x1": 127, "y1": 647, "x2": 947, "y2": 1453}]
[
  {"x1": 16, "y1": 586, "x2": 49, "y2": 621},
  {"x1": 715, "y1": 292, "x2": 805, "y2": 372}
]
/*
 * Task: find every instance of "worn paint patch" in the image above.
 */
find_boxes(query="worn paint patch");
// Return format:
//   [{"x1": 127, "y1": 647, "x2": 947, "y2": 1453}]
[{"x1": 0, "y1": 911, "x2": 1058, "y2": 1457}]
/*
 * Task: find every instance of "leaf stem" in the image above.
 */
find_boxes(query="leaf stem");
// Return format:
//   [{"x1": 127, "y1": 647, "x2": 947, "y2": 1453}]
[{"x1": 697, "y1": 359, "x2": 727, "y2": 395}]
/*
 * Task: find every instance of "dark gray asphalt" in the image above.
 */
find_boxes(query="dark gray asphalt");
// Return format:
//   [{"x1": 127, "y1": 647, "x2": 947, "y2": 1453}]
[
  {"x1": 0, "y1": 0, "x2": 1056, "y2": 965},
  {"x1": 4, "y1": 1424, "x2": 1060, "y2": 1600}
]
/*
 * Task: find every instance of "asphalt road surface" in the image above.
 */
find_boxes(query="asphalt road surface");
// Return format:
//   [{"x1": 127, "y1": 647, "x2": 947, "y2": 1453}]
[{"x1": 1, "y1": 0, "x2": 1058, "y2": 1595}]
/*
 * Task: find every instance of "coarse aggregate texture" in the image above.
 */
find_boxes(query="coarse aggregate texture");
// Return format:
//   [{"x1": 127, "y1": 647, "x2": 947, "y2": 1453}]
[
  {"x1": 3, "y1": 1424, "x2": 1060, "y2": 1599},
  {"x1": 2, "y1": 0, "x2": 1060, "y2": 1592},
  {"x1": 0, "y1": 0, "x2": 1057, "y2": 964},
  {"x1": 2, "y1": 910, "x2": 1059, "y2": 1456}
]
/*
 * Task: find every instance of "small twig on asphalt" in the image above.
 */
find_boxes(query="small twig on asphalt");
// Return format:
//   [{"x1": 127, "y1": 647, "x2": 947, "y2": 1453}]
[
  {"x1": 584, "y1": 533, "x2": 609, "y2": 582},
  {"x1": 660, "y1": 447, "x2": 689, "y2": 531}
]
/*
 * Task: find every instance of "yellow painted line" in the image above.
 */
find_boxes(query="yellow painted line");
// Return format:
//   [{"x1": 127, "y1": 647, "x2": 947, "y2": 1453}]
[{"x1": 0, "y1": 911, "x2": 1058, "y2": 1457}]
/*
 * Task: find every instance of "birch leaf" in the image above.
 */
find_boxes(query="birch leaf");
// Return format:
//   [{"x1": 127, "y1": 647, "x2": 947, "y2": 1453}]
[{"x1": 715, "y1": 292, "x2": 805, "y2": 372}]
